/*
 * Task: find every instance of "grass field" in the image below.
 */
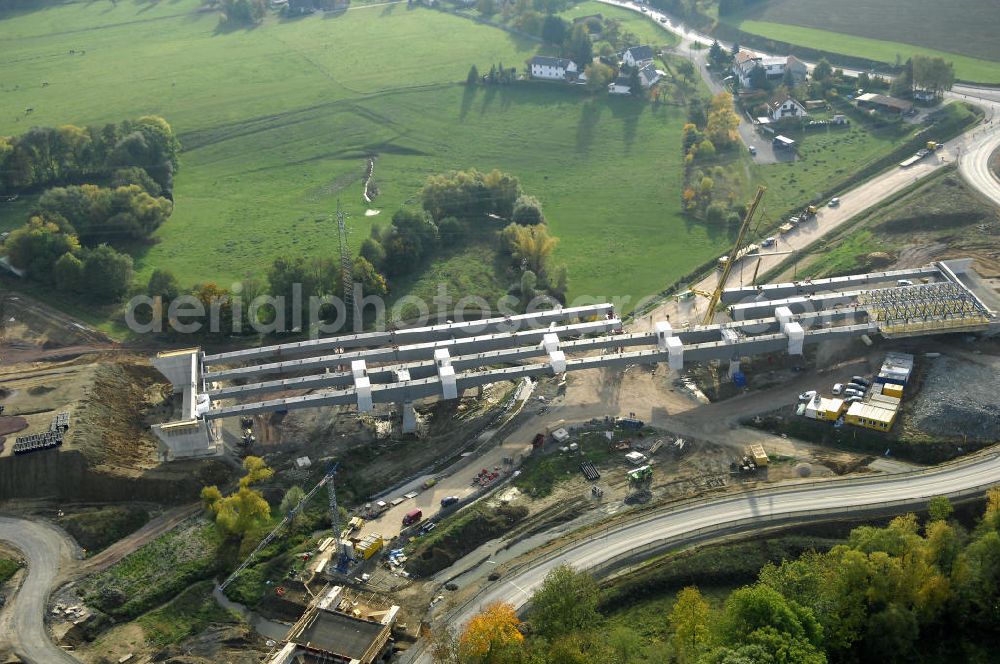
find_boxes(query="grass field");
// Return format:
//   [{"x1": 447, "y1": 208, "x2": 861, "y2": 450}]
[
  {"x1": 721, "y1": 0, "x2": 1000, "y2": 64},
  {"x1": 0, "y1": 1, "x2": 917, "y2": 319},
  {"x1": 560, "y1": 1, "x2": 680, "y2": 49},
  {"x1": 0, "y1": 0, "x2": 715, "y2": 312}
]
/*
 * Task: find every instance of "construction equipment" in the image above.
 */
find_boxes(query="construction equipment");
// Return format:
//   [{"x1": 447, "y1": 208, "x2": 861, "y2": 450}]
[
  {"x1": 219, "y1": 463, "x2": 344, "y2": 591},
  {"x1": 702, "y1": 186, "x2": 767, "y2": 325}
]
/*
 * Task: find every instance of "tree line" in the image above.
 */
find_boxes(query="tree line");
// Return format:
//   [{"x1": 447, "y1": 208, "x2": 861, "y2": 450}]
[
  {"x1": 1, "y1": 117, "x2": 179, "y2": 304},
  {"x1": 0, "y1": 115, "x2": 180, "y2": 196},
  {"x1": 440, "y1": 492, "x2": 1000, "y2": 663}
]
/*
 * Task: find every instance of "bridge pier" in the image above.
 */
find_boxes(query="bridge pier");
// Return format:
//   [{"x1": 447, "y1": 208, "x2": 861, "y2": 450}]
[{"x1": 401, "y1": 401, "x2": 417, "y2": 433}]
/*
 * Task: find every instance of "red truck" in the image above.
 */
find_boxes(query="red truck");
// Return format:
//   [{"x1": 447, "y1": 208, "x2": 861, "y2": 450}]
[{"x1": 402, "y1": 508, "x2": 422, "y2": 527}]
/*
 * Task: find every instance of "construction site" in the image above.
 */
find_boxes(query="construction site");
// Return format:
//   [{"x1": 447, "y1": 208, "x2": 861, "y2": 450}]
[{"x1": 1, "y1": 168, "x2": 1000, "y2": 663}]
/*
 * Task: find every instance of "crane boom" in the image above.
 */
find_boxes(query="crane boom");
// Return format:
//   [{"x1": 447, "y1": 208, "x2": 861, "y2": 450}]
[{"x1": 703, "y1": 186, "x2": 766, "y2": 325}]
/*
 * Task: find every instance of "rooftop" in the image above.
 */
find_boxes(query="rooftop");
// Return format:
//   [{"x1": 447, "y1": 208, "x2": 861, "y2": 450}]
[
  {"x1": 530, "y1": 55, "x2": 573, "y2": 68},
  {"x1": 294, "y1": 610, "x2": 385, "y2": 660}
]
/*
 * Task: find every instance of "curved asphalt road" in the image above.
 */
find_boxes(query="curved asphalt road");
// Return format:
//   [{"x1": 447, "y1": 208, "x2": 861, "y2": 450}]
[
  {"x1": 409, "y1": 450, "x2": 1000, "y2": 662},
  {"x1": 0, "y1": 517, "x2": 78, "y2": 663}
]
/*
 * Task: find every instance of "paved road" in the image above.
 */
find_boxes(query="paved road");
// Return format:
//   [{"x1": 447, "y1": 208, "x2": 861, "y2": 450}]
[
  {"x1": 408, "y1": 447, "x2": 1000, "y2": 662},
  {"x1": 0, "y1": 517, "x2": 78, "y2": 664}
]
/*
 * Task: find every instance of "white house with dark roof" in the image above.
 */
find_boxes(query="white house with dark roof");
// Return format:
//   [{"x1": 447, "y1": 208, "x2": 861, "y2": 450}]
[
  {"x1": 734, "y1": 51, "x2": 806, "y2": 89},
  {"x1": 638, "y1": 62, "x2": 662, "y2": 88},
  {"x1": 622, "y1": 45, "x2": 655, "y2": 68},
  {"x1": 768, "y1": 96, "x2": 808, "y2": 121},
  {"x1": 529, "y1": 55, "x2": 578, "y2": 81}
]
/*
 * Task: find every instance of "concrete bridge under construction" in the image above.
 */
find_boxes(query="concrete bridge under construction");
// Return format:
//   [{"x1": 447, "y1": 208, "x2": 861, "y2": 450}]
[{"x1": 149, "y1": 259, "x2": 998, "y2": 461}]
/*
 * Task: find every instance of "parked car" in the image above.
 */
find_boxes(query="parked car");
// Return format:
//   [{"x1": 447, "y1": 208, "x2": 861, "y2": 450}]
[
  {"x1": 896, "y1": 279, "x2": 914, "y2": 286},
  {"x1": 845, "y1": 395, "x2": 863, "y2": 404},
  {"x1": 828, "y1": 197, "x2": 841, "y2": 207},
  {"x1": 440, "y1": 496, "x2": 459, "y2": 508},
  {"x1": 798, "y1": 390, "x2": 817, "y2": 402},
  {"x1": 761, "y1": 236, "x2": 776, "y2": 247},
  {"x1": 851, "y1": 376, "x2": 871, "y2": 387},
  {"x1": 832, "y1": 383, "x2": 844, "y2": 395},
  {"x1": 748, "y1": 145, "x2": 757, "y2": 155},
  {"x1": 844, "y1": 388, "x2": 865, "y2": 398},
  {"x1": 847, "y1": 382, "x2": 867, "y2": 393}
]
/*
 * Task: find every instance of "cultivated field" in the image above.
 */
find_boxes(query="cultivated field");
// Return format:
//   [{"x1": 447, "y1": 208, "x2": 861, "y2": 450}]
[{"x1": 720, "y1": 0, "x2": 1000, "y2": 83}]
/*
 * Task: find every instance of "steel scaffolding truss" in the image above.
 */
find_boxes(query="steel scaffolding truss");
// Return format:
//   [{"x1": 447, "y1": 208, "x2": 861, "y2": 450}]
[{"x1": 858, "y1": 282, "x2": 991, "y2": 334}]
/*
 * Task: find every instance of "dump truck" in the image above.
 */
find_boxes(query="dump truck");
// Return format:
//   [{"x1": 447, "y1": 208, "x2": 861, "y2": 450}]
[{"x1": 748, "y1": 444, "x2": 769, "y2": 467}]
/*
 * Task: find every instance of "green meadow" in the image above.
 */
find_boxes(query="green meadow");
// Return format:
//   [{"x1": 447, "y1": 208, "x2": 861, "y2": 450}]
[{"x1": 0, "y1": 0, "x2": 915, "y2": 315}]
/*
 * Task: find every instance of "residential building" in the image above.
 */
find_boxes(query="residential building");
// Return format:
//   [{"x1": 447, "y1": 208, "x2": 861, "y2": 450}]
[
  {"x1": 784, "y1": 55, "x2": 808, "y2": 84},
  {"x1": 855, "y1": 92, "x2": 913, "y2": 114},
  {"x1": 529, "y1": 56, "x2": 578, "y2": 81},
  {"x1": 733, "y1": 51, "x2": 804, "y2": 88},
  {"x1": 768, "y1": 96, "x2": 808, "y2": 121},
  {"x1": 608, "y1": 75, "x2": 632, "y2": 95},
  {"x1": 638, "y1": 62, "x2": 661, "y2": 88},
  {"x1": 623, "y1": 45, "x2": 655, "y2": 69}
]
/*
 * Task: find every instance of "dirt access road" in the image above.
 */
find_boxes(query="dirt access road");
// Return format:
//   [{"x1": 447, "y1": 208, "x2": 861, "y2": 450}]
[{"x1": 0, "y1": 516, "x2": 78, "y2": 664}]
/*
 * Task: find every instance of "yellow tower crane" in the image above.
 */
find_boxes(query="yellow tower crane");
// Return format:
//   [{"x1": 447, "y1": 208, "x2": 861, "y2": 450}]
[{"x1": 702, "y1": 185, "x2": 767, "y2": 325}]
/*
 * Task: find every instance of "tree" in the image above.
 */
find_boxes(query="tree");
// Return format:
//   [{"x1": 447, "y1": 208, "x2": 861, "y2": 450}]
[
  {"x1": 147, "y1": 268, "x2": 180, "y2": 301},
  {"x1": 467, "y1": 64, "x2": 480, "y2": 85},
  {"x1": 458, "y1": 601, "x2": 524, "y2": 663},
  {"x1": 477, "y1": 0, "x2": 496, "y2": 17},
  {"x1": 749, "y1": 64, "x2": 770, "y2": 90},
  {"x1": 81, "y1": 244, "x2": 134, "y2": 303},
  {"x1": 541, "y1": 15, "x2": 568, "y2": 45},
  {"x1": 220, "y1": 0, "x2": 266, "y2": 25},
  {"x1": 352, "y1": 256, "x2": 389, "y2": 297},
  {"x1": 500, "y1": 223, "x2": 559, "y2": 276},
  {"x1": 215, "y1": 485, "x2": 271, "y2": 538},
  {"x1": 511, "y1": 195, "x2": 545, "y2": 225},
  {"x1": 812, "y1": 58, "x2": 833, "y2": 82},
  {"x1": 669, "y1": 586, "x2": 711, "y2": 663},
  {"x1": 628, "y1": 67, "x2": 643, "y2": 96},
  {"x1": 912, "y1": 55, "x2": 954, "y2": 97},
  {"x1": 3, "y1": 214, "x2": 80, "y2": 281},
  {"x1": 280, "y1": 485, "x2": 307, "y2": 529},
  {"x1": 585, "y1": 62, "x2": 613, "y2": 93},
  {"x1": 566, "y1": 23, "x2": 593, "y2": 70},
  {"x1": 240, "y1": 455, "x2": 274, "y2": 487},
  {"x1": 359, "y1": 237, "x2": 386, "y2": 270},
  {"x1": 706, "y1": 92, "x2": 740, "y2": 148},
  {"x1": 720, "y1": 584, "x2": 824, "y2": 651},
  {"x1": 53, "y1": 252, "x2": 84, "y2": 293},
  {"x1": 531, "y1": 564, "x2": 601, "y2": 639},
  {"x1": 697, "y1": 139, "x2": 716, "y2": 160},
  {"x1": 201, "y1": 485, "x2": 223, "y2": 513},
  {"x1": 709, "y1": 40, "x2": 724, "y2": 67},
  {"x1": 928, "y1": 496, "x2": 953, "y2": 522},
  {"x1": 677, "y1": 59, "x2": 696, "y2": 81}
]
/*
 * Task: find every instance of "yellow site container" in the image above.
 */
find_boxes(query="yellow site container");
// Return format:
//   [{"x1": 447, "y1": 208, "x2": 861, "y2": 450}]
[
  {"x1": 881, "y1": 383, "x2": 903, "y2": 398},
  {"x1": 749, "y1": 444, "x2": 769, "y2": 467},
  {"x1": 356, "y1": 534, "x2": 383, "y2": 560}
]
